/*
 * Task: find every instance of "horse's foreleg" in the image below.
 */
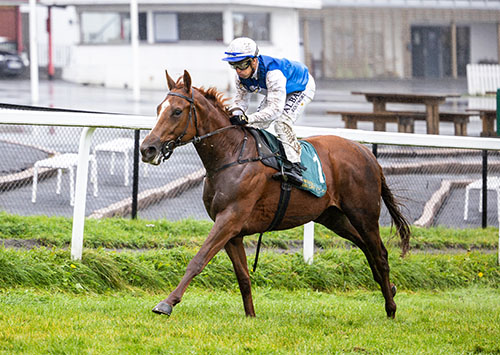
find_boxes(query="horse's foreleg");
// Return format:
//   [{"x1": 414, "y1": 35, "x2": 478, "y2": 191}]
[
  {"x1": 153, "y1": 215, "x2": 240, "y2": 316},
  {"x1": 225, "y1": 237, "x2": 255, "y2": 317}
]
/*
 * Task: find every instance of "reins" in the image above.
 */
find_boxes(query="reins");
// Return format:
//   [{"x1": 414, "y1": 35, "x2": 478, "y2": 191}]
[
  {"x1": 160, "y1": 91, "x2": 237, "y2": 161},
  {"x1": 160, "y1": 90, "x2": 291, "y2": 272},
  {"x1": 160, "y1": 92, "x2": 274, "y2": 172}
]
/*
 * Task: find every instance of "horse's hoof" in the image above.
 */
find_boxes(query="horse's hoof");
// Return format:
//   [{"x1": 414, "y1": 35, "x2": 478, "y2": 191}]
[
  {"x1": 152, "y1": 301, "x2": 172, "y2": 316},
  {"x1": 391, "y1": 284, "x2": 397, "y2": 297}
]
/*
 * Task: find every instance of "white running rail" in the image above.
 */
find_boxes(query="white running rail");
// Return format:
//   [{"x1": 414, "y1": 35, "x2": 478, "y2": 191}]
[{"x1": 1, "y1": 108, "x2": 500, "y2": 263}]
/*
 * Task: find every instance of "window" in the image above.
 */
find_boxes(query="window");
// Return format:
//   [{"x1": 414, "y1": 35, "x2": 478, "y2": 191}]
[
  {"x1": 233, "y1": 13, "x2": 270, "y2": 41},
  {"x1": 81, "y1": 12, "x2": 127, "y2": 44},
  {"x1": 154, "y1": 13, "x2": 178, "y2": 42},
  {"x1": 81, "y1": 12, "x2": 147, "y2": 44},
  {"x1": 138, "y1": 13, "x2": 148, "y2": 41},
  {"x1": 154, "y1": 12, "x2": 223, "y2": 42}
]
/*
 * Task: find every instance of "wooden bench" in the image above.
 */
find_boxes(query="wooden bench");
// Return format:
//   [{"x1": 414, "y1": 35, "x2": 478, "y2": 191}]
[
  {"x1": 327, "y1": 111, "x2": 471, "y2": 136},
  {"x1": 437, "y1": 112, "x2": 470, "y2": 136}
]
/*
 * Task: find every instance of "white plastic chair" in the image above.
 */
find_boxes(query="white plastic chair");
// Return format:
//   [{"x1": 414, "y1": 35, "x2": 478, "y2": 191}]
[
  {"x1": 32, "y1": 153, "x2": 98, "y2": 206},
  {"x1": 93, "y1": 138, "x2": 147, "y2": 186},
  {"x1": 463, "y1": 176, "x2": 500, "y2": 220}
]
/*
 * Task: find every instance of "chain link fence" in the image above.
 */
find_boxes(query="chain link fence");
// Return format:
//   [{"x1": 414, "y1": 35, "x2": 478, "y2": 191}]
[
  {"x1": 0, "y1": 125, "x2": 207, "y2": 221},
  {"x1": 1, "y1": 123, "x2": 499, "y2": 228}
]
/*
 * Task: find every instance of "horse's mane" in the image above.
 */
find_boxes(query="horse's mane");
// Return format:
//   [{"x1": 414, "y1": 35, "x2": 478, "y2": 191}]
[
  {"x1": 173, "y1": 77, "x2": 230, "y2": 117},
  {"x1": 197, "y1": 86, "x2": 231, "y2": 117}
]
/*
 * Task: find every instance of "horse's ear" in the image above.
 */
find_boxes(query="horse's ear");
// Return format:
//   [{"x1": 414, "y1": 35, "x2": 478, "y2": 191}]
[
  {"x1": 165, "y1": 70, "x2": 176, "y2": 91},
  {"x1": 183, "y1": 70, "x2": 192, "y2": 94}
]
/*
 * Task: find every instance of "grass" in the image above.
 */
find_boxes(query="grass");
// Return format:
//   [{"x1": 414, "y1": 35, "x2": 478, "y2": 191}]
[
  {"x1": 0, "y1": 287, "x2": 499, "y2": 354},
  {"x1": 0, "y1": 246, "x2": 498, "y2": 293},
  {"x1": 1, "y1": 213, "x2": 499, "y2": 353},
  {"x1": 0, "y1": 212, "x2": 498, "y2": 250}
]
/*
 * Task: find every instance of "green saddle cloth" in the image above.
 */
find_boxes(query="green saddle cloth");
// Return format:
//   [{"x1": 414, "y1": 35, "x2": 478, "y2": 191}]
[{"x1": 260, "y1": 130, "x2": 327, "y2": 198}]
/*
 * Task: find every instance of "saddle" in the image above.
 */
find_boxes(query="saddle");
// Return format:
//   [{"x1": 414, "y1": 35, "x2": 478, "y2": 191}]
[
  {"x1": 248, "y1": 128, "x2": 327, "y2": 198},
  {"x1": 247, "y1": 128, "x2": 284, "y2": 172}
]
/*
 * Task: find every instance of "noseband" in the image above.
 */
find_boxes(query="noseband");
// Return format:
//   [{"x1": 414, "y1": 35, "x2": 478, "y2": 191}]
[
  {"x1": 159, "y1": 90, "x2": 238, "y2": 162},
  {"x1": 160, "y1": 91, "x2": 198, "y2": 161}
]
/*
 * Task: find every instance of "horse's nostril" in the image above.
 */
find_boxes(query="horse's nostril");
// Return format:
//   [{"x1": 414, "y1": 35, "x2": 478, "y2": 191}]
[
  {"x1": 141, "y1": 145, "x2": 158, "y2": 161},
  {"x1": 147, "y1": 146, "x2": 157, "y2": 156}
]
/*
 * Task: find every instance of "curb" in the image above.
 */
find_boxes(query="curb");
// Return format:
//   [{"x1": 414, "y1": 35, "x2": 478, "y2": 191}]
[{"x1": 88, "y1": 168, "x2": 205, "y2": 219}]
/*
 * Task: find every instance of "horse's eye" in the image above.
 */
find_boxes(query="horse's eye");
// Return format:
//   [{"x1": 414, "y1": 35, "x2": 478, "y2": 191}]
[{"x1": 173, "y1": 108, "x2": 182, "y2": 116}]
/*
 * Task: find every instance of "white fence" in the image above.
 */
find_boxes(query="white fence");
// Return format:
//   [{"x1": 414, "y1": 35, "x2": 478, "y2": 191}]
[
  {"x1": 1, "y1": 108, "x2": 500, "y2": 263},
  {"x1": 37, "y1": 44, "x2": 73, "y2": 67},
  {"x1": 467, "y1": 64, "x2": 500, "y2": 96}
]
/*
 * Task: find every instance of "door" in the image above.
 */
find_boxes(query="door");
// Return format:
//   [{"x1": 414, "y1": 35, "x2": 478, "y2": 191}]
[
  {"x1": 411, "y1": 25, "x2": 470, "y2": 78},
  {"x1": 411, "y1": 26, "x2": 446, "y2": 78}
]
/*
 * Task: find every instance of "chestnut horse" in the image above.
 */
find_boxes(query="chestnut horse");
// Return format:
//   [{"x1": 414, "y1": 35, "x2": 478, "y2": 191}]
[{"x1": 140, "y1": 70, "x2": 410, "y2": 319}]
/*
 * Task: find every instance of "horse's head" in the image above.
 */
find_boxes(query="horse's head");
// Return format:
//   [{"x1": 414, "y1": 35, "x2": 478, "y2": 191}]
[{"x1": 141, "y1": 70, "x2": 198, "y2": 165}]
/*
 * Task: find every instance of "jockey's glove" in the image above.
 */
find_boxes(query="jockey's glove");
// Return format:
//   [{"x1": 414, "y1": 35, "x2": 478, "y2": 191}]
[{"x1": 230, "y1": 115, "x2": 248, "y2": 126}]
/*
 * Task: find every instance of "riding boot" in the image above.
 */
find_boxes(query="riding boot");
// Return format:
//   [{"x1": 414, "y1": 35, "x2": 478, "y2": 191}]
[{"x1": 283, "y1": 162, "x2": 305, "y2": 187}]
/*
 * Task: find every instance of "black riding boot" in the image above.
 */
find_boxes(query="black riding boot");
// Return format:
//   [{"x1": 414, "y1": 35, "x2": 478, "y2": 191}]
[{"x1": 283, "y1": 162, "x2": 304, "y2": 187}]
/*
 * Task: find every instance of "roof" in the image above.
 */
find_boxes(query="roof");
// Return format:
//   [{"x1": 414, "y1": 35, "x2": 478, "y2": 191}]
[
  {"x1": 322, "y1": 0, "x2": 500, "y2": 10},
  {"x1": 37, "y1": 0, "x2": 321, "y2": 9}
]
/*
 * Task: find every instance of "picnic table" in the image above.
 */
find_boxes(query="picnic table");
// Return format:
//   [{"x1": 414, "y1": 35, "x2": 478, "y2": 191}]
[
  {"x1": 466, "y1": 108, "x2": 497, "y2": 137},
  {"x1": 351, "y1": 91, "x2": 461, "y2": 135}
]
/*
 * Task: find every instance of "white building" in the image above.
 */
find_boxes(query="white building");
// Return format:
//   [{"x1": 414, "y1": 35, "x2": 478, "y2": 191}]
[
  {"x1": 5, "y1": 0, "x2": 497, "y2": 84},
  {"x1": 38, "y1": 0, "x2": 321, "y2": 90}
]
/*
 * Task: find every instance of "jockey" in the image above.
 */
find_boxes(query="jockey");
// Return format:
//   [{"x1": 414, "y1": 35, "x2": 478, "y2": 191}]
[{"x1": 222, "y1": 37, "x2": 316, "y2": 187}]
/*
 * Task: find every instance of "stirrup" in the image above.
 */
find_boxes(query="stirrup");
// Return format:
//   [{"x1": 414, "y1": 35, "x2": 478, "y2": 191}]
[
  {"x1": 272, "y1": 171, "x2": 287, "y2": 182},
  {"x1": 284, "y1": 174, "x2": 303, "y2": 187},
  {"x1": 272, "y1": 162, "x2": 288, "y2": 181}
]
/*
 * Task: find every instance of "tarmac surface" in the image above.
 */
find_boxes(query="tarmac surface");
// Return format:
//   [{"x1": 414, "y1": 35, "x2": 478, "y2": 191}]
[{"x1": 1, "y1": 77, "x2": 498, "y2": 228}]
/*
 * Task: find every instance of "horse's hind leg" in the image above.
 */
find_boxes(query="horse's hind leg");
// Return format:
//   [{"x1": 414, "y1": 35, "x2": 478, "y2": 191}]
[
  {"x1": 224, "y1": 237, "x2": 255, "y2": 317},
  {"x1": 316, "y1": 207, "x2": 397, "y2": 318}
]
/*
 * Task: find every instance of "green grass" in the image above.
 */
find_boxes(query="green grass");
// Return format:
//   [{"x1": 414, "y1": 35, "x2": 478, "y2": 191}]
[
  {"x1": 1, "y1": 213, "x2": 499, "y2": 353},
  {"x1": 0, "y1": 287, "x2": 499, "y2": 354},
  {"x1": 0, "y1": 247, "x2": 498, "y2": 293},
  {"x1": 0, "y1": 212, "x2": 498, "y2": 250}
]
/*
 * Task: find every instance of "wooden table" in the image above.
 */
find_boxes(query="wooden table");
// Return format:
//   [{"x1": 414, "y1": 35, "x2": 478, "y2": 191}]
[
  {"x1": 466, "y1": 108, "x2": 497, "y2": 137},
  {"x1": 352, "y1": 91, "x2": 461, "y2": 134}
]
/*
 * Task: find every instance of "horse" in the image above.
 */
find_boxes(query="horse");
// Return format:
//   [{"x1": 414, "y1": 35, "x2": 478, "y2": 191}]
[{"x1": 140, "y1": 70, "x2": 411, "y2": 319}]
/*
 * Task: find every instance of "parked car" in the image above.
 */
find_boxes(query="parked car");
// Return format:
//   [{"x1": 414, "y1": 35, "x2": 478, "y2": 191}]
[{"x1": 0, "y1": 49, "x2": 28, "y2": 77}]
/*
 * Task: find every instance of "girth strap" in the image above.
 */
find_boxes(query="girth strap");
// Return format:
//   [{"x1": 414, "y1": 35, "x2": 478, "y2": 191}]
[{"x1": 253, "y1": 181, "x2": 292, "y2": 272}]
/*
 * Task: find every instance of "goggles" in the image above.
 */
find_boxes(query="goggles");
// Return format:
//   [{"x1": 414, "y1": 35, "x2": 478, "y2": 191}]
[{"x1": 229, "y1": 58, "x2": 253, "y2": 70}]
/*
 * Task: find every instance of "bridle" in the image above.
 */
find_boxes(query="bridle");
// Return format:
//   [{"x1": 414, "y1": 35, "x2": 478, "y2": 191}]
[
  {"x1": 160, "y1": 91, "x2": 197, "y2": 161},
  {"x1": 160, "y1": 90, "x2": 236, "y2": 161}
]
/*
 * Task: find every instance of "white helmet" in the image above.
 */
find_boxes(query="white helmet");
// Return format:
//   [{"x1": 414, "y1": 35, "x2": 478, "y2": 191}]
[{"x1": 222, "y1": 37, "x2": 259, "y2": 62}]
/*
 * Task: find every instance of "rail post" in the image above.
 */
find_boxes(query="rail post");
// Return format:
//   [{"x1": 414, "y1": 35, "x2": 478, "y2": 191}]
[
  {"x1": 131, "y1": 129, "x2": 140, "y2": 219},
  {"x1": 71, "y1": 127, "x2": 96, "y2": 260},
  {"x1": 303, "y1": 222, "x2": 314, "y2": 264},
  {"x1": 496, "y1": 88, "x2": 500, "y2": 136}
]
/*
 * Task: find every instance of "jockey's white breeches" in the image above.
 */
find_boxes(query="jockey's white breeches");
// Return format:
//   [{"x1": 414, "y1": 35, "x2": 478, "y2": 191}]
[{"x1": 251, "y1": 74, "x2": 316, "y2": 163}]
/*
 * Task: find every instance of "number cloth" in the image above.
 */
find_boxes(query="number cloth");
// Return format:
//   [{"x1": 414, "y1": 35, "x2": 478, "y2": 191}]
[{"x1": 260, "y1": 129, "x2": 326, "y2": 197}]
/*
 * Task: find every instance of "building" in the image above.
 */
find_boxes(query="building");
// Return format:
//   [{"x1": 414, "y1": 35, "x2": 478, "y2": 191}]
[
  {"x1": 4, "y1": 0, "x2": 499, "y2": 85},
  {"x1": 0, "y1": 0, "x2": 77, "y2": 75},
  {"x1": 0, "y1": 2, "x2": 25, "y2": 53},
  {"x1": 301, "y1": 0, "x2": 500, "y2": 79},
  {"x1": 30, "y1": 0, "x2": 321, "y2": 90}
]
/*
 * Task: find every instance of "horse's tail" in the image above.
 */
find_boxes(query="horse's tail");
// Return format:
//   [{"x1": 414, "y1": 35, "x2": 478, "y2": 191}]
[{"x1": 380, "y1": 173, "x2": 411, "y2": 257}]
